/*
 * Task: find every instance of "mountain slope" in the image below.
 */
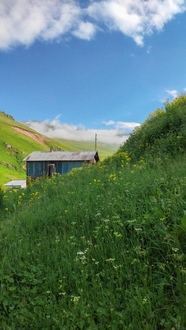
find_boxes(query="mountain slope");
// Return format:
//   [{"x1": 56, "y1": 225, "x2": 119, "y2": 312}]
[
  {"x1": 0, "y1": 112, "x2": 74, "y2": 185},
  {"x1": 118, "y1": 94, "x2": 186, "y2": 161}
]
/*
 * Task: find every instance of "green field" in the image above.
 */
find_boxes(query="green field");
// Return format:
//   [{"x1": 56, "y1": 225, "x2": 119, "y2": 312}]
[{"x1": 1, "y1": 96, "x2": 186, "y2": 329}]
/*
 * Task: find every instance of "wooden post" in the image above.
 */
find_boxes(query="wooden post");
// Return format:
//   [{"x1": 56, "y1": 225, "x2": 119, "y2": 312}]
[{"x1": 95, "y1": 133, "x2": 97, "y2": 151}]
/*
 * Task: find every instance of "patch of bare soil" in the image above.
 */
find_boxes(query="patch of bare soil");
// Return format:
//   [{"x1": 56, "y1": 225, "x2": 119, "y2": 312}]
[
  {"x1": 12, "y1": 126, "x2": 50, "y2": 146},
  {"x1": 3, "y1": 161, "x2": 13, "y2": 169}
]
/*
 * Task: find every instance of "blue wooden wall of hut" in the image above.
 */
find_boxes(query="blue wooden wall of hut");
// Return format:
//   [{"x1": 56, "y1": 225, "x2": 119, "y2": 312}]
[{"x1": 27, "y1": 161, "x2": 84, "y2": 177}]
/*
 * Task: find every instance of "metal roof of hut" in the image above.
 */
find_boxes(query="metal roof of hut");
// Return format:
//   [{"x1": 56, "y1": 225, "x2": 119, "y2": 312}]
[
  {"x1": 23, "y1": 151, "x2": 98, "y2": 162},
  {"x1": 4, "y1": 180, "x2": 26, "y2": 188}
]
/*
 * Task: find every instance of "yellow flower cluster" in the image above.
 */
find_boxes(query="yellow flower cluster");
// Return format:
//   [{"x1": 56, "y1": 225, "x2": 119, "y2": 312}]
[
  {"x1": 29, "y1": 191, "x2": 41, "y2": 203},
  {"x1": 108, "y1": 173, "x2": 116, "y2": 181}
]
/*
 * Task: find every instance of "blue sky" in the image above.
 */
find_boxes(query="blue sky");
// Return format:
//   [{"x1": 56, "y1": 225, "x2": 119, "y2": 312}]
[{"x1": 0, "y1": 0, "x2": 186, "y2": 145}]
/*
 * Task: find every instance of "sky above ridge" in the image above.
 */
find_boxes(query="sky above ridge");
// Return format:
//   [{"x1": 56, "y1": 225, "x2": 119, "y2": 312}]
[{"x1": 0, "y1": 0, "x2": 186, "y2": 145}]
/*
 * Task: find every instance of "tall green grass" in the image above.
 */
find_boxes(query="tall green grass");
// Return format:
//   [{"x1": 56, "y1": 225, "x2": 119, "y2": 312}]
[
  {"x1": 1, "y1": 151, "x2": 186, "y2": 329},
  {"x1": 1, "y1": 97, "x2": 186, "y2": 328}
]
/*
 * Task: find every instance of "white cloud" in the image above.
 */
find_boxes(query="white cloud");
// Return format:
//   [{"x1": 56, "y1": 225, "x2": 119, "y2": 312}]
[
  {"x1": 103, "y1": 120, "x2": 116, "y2": 126},
  {"x1": 166, "y1": 89, "x2": 178, "y2": 98},
  {"x1": 147, "y1": 46, "x2": 152, "y2": 54},
  {"x1": 24, "y1": 117, "x2": 140, "y2": 145},
  {"x1": 72, "y1": 21, "x2": 97, "y2": 40},
  {"x1": 0, "y1": 0, "x2": 81, "y2": 50},
  {"x1": 86, "y1": 0, "x2": 186, "y2": 45},
  {"x1": 0, "y1": 0, "x2": 185, "y2": 50},
  {"x1": 103, "y1": 120, "x2": 140, "y2": 131},
  {"x1": 87, "y1": 0, "x2": 145, "y2": 45}
]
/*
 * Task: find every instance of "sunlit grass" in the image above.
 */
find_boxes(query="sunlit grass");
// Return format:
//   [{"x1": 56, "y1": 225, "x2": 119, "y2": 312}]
[{"x1": 1, "y1": 152, "x2": 186, "y2": 329}]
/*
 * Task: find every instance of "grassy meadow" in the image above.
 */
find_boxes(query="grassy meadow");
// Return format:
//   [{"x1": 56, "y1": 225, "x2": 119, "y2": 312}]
[{"x1": 1, "y1": 96, "x2": 186, "y2": 329}]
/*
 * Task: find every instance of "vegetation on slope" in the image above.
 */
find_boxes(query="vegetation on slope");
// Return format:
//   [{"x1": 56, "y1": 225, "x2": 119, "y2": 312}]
[
  {"x1": 0, "y1": 111, "x2": 118, "y2": 185},
  {"x1": 0, "y1": 111, "x2": 74, "y2": 185},
  {"x1": 119, "y1": 94, "x2": 186, "y2": 161},
  {"x1": 1, "y1": 96, "x2": 186, "y2": 329}
]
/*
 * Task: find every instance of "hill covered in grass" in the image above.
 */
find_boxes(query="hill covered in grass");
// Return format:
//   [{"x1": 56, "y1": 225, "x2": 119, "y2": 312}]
[
  {"x1": 1, "y1": 96, "x2": 186, "y2": 329},
  {"x1": 0, "y1": 111, "x2": 118, "y2": 185},
  {"x1": 118, "y1": 94, "x2": 186, "y2": 161},
  {"x1": 0, "y1": 111, "x2": 75, "y2": 185}
]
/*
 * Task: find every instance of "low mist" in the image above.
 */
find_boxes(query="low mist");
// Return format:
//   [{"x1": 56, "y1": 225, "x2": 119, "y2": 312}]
[{"x1": 24, "y1": 118, "x2": 140, "y2": 146}]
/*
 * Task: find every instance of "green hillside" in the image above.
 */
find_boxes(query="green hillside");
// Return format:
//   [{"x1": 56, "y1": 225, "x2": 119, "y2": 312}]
[
  {"x1": 0, "y1": 112, "x2": 74, "y2": 185},
  {"x1": 0, "y1": 112, "x2": 118, "y2": 185},
  {"x1": 56, "y1": 138, "x2": 118, "y2": 159},
  {"x1": 118, "y1": 94, "x2": 186, "y2": 161},
  {"x1": 1, "y1": 96, "x2": 186, "y2": 328}
]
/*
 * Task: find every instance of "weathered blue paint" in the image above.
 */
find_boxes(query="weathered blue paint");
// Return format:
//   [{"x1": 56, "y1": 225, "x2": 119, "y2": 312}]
[
  {"x1": 24, "y1": 150, "x2": 99, "y2": 179},
  {"x1": 27, "y1": 160, "x2": 84, "y2": 177}
]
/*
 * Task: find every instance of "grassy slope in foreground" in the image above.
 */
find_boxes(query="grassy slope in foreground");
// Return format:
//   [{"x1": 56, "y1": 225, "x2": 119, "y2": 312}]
[
  {"x1": 1, "y1": 152, "x2": 186, "y2": 328},
  {"x1": 0, "y1": 112, "x2": 74, "y2": 185},
  {"x1": 1, "y1": 97, "x2": 186, "y2": 328}
]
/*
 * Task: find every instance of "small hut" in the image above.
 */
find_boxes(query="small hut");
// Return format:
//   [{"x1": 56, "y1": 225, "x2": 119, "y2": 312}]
[{"x1": 23, "y1": 150, "x2": 99, "y2": 180}]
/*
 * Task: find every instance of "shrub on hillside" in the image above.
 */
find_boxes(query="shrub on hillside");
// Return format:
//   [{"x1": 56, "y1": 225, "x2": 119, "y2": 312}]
[
  {"x1": 101, "y1": 151, "x2": 131, "y2": 169},
  {"x1": 119, "y1": 94, "x2": 186, "y2": 161}
]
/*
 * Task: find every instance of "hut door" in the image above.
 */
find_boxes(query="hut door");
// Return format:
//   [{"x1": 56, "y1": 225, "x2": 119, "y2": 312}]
[{"x1": 47, "y1": 164, "x2": 56, "y2": 178}]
